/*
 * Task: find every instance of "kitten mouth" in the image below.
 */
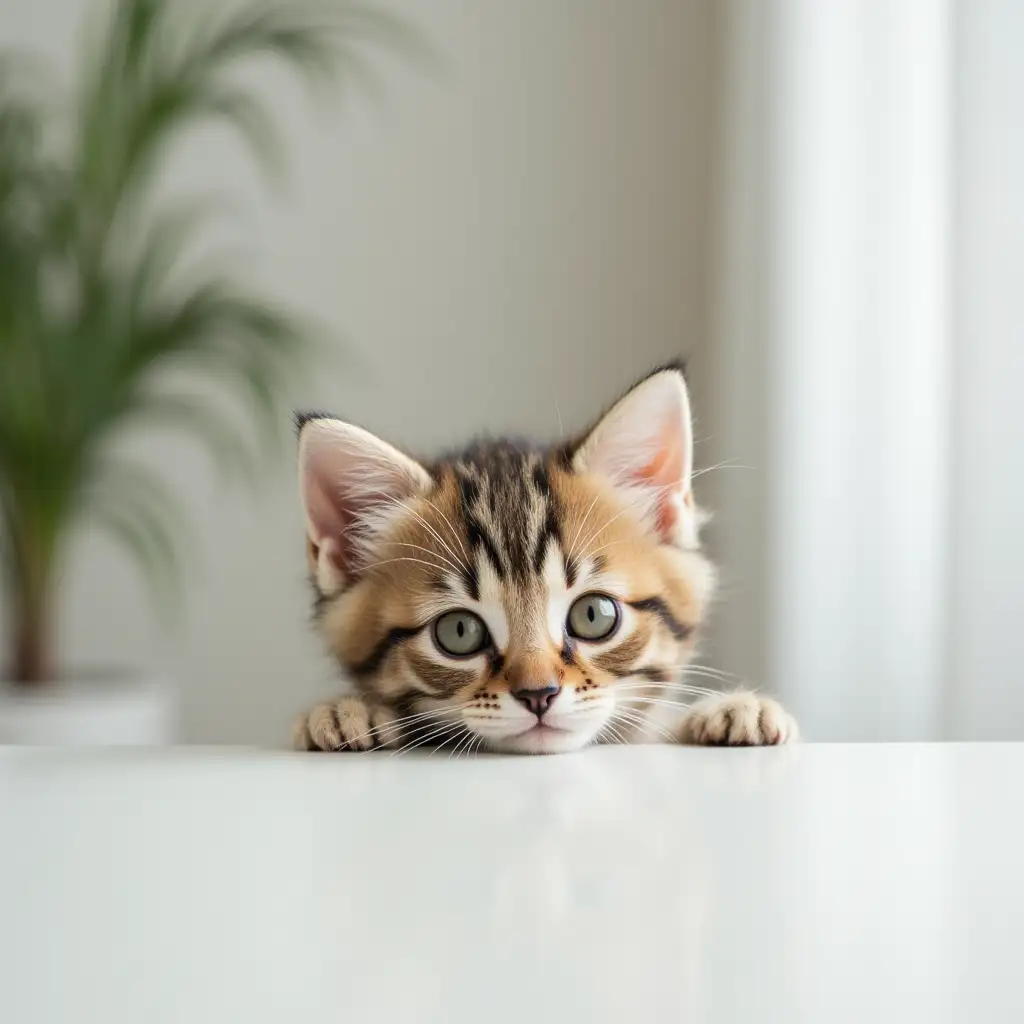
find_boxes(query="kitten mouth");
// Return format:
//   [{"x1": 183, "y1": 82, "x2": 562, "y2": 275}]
[
  {"x1": 515, "y1": 720, "x2": 573, "y2": 737},
  {"x1": 494, "y1": 718, "x2": 596, "y2": 754}
]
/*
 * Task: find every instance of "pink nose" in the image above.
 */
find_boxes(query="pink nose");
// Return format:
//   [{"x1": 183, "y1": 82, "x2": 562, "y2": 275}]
[{"x1": 511, "y1": 685, "x2": 561, "y2": 718}]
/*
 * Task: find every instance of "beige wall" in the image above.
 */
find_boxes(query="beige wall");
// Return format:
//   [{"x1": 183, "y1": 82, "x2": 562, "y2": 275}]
[{"x1": 1, "y1": 0, "x2": 717, "y2": 743}]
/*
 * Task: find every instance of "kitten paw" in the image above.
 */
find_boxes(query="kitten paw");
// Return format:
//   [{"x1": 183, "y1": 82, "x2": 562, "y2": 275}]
[
  {"x1": 677, "y1": 692, "x2": 798, "y2": 746},
  {"x1": 292, "y1": 697, "x2": 399, "y2": 752}
]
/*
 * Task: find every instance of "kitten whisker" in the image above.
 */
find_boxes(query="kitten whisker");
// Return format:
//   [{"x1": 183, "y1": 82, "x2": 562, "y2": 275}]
[
  {"x1": 614, "y1": 681, "x2": 723, "y2": 698},
  {"x1": 683, "y1": 666, "x2": 739, "y2": 682},
  {"x1": 448, "y1": 727, "x2": 478, "y2": 760},
  {"x1": 581, "y1": 538, "x2": 628, "y2": 560},
  {"x1": 362, "y1": 555, "x2": 457, "y2": 578},
  {"x1": 553, "y1": 703, "x2": 612, "y2": 717},
  {"x1": 599, "y1": 719, "x2": 630, "y2": 745},
  {"x1": 687, "y1": 663, "x2": 742, "y2": 681},
  {"x1": 384, "y1": 705, "x2": 470, "y2": 739},
  {"x1": 610, "y1": 707, "x2": 678, "y2": 744},
  {"x1": 368, "y1": 490, "x2": 467, "y2": 572},
  {"x1": 691, "y1": 459, "x2": 752, "y2": 479},
  {"x1": 418, "y1": 496, "x2": 471, "y2": 565},
  {"x1": 566, "y1": 491, "x2": 604, "y2": 563},
  {"x1": 683, "y1": 670, "x2": 741, "y2": 688},
  {"x1": 413, "y1": 724, "x2": 468, "y2": 756},
  {"x1": 617, "y1": 695, "x2": 701, "y2": 713},
  {"x1": 388, "y1": 541, "x2": 462, "y2": 576},
  {"x1": 464, "y1": 732, "x2": 486, "y2": 758},
  {"x1": 573, "y1": 505, "x2": 633, "y2": 562},
  {"x1": 427, "y1": 724, "x2": 472, "y2": 757},
  {"x1": 385, "y1": 717, "x2": 456, "y2": 749},
  {"x1": 392, "y1": 720, "x2": 465, "y2": 757},
  {"x1": 602, "y1": 708, "x2": 643, "y2": 733},
  {"x1": 605, "y1": 711, "x2": 649, "y2": 743},
  {"x1": 335, "y1": 701, "x2": 471, "y2": 749}
]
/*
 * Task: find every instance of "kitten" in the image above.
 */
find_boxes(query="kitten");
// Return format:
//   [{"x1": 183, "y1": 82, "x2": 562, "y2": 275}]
[{"x1": 293, "y1": 363, "x2": 797, "y2": 754}]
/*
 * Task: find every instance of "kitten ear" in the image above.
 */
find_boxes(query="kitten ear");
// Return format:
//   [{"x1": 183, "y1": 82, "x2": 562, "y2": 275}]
[
  {"x1": 573, "y1": 365, "x2": 698, "y2": 546},
  {"x1": 297, "y1": 415, "x2": 431, "y2": 593}
]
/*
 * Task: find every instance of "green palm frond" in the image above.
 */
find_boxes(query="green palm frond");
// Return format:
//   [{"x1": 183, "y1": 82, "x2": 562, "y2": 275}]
[
  {"x1": 0, "y1": 0, "x2": 429, "y2": 681},
  {"x1": 74, "y1": 0, "x2": 425, "y2": 245}
]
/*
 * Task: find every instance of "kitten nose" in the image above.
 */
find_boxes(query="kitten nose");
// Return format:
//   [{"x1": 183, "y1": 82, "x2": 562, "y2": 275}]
[{"x1": 512, "y1": 684, "x2": 561, "y2": 718}]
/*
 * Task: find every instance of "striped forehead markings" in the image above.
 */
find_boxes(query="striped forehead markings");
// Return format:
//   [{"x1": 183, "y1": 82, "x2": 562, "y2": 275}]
[{"x1": 452, "y1": 452, "x2": 561, "y2": 584}]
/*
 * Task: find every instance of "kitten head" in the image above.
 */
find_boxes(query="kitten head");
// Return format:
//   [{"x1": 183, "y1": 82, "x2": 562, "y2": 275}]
[{"x1": 298, "y1": 364, "x2": 715, "y2": 753}]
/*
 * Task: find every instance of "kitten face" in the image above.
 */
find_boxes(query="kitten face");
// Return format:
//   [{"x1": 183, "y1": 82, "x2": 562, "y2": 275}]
[{"x1": 299, "y1": 365, "x2": 715, "y2": 753}]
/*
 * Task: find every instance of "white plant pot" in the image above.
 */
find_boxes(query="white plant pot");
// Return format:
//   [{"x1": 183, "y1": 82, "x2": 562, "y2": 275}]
[{"x1": 0, "y1": 672, "x2": 175, "y2": 746}]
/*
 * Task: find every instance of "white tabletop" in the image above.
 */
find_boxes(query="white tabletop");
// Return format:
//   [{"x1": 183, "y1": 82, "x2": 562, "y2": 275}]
[{"x1": 1, "y1": 743, "x2": 1021, "y2": 1023}]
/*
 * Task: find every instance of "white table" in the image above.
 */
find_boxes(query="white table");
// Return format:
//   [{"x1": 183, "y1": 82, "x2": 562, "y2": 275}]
[{"x1": 2, "y1": 743, "x2": 1021, "y2": 1023}]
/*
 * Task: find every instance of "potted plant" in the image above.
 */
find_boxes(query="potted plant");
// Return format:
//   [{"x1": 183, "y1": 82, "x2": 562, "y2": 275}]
[{"x1": 0, "y1": 0, "x2": 417, "y2": 744}]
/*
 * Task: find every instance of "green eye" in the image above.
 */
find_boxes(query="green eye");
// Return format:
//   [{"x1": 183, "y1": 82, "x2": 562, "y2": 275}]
[
  {"x1": 567, "y1": 593, "x2": 620, "y2": 641},
  {"x1": 433, "y1": 610, "x2": 490, "y2": 657}
]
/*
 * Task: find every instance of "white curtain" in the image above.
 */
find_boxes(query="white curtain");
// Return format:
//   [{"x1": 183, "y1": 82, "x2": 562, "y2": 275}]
[{"x1": 709, "y1": 0, "x2": 1023, "y2": 741}]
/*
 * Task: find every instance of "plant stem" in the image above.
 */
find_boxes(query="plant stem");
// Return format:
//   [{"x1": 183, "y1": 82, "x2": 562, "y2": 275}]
[
  {"x1": 11, "y1": 584, "x2": 53, "y2": 685},
  {"x1": 5, "y1": 518, "x2": 57, "y2": 686}
]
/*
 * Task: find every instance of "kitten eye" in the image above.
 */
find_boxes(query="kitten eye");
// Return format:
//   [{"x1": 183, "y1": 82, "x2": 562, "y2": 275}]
[
  {"x1": 567, "y1": 593, "x2": 620, "y2": 641},
  {"x1": 433, "y1": 610, "x2": 490, "y2": 657}
]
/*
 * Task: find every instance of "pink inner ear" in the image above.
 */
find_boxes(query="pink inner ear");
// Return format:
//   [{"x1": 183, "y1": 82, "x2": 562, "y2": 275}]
[
  {"x1": 299, "y1": 418, "x2": 431, "y2": 585},
  {"x1": 635, "y1": 420, "x2": 686, "y2": 538},
  {"x1": 631, "y1": 418, "x2": 687, "y2": 540},
  {"x1": 575, "y1": 369, "x2": 695, "y2": 544},
  {"x1": 302, "y1": 464, "x2": 355, "y2": 574}
]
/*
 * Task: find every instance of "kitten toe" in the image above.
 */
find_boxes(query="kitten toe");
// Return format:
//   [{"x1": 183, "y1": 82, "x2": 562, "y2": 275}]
[
  {"x1": 291, "y1": 716, "x2": 316, "y2": 751},
  {"x1": 298, "y1": 697, "x2": 376, "y2": 751},
  {"x1": 678, "y1": 692, "x2": 798, "y2": 746}
]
